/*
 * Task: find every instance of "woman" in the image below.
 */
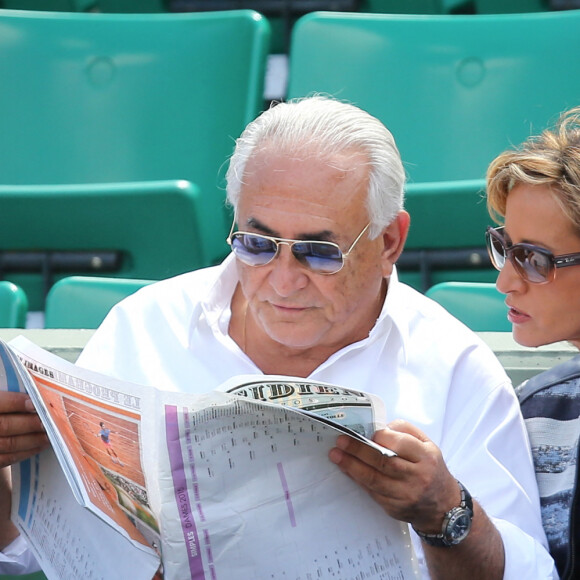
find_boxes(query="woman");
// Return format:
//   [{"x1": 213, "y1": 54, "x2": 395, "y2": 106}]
[{"x1": 486, "y1": 106, "x2": 580, "y2": 579}]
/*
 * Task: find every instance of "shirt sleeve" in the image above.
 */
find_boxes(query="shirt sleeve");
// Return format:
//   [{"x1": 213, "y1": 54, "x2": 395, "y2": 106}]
[
  {"x1": 495, "y1": 518, "x2": 559, "y2": 579},
  {"x1": 0, "y1": 534, "x2": 41, "y2": 575},
  {"x1": 441, "y1": 355, "x2": 559, "y2": 580}
]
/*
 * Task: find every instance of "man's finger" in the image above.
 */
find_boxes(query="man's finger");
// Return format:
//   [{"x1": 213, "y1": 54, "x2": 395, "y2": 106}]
[
  {"x1": 0, "y1": 391, "x2": 37, "y2": 414},
  {"x1": 0, "y1": 413, "x2": 45, "y2": 437},
  {"x1": 0, "y1": 445, "x2": 49, "y2": 469}
]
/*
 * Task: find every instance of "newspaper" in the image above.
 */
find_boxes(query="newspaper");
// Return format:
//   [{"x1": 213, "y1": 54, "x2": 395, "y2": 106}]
[{"x1": 1, "y1": 336, "x2": 419, "y2": 580}]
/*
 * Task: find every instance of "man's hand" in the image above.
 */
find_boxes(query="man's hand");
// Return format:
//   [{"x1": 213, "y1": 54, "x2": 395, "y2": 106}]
[
  {"x1": 0, "y1": 391, "x2": 49, "y2": 469},
  {"x1": 329, "y1": 419, "x2": 505, "y2": 580},
  {"x1": 328, "y1": 419, "x2": 460, "y2": 532}
]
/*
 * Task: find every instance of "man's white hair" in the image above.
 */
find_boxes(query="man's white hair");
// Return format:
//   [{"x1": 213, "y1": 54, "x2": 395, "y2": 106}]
[{"x1": 225, "y1": 96, "x2": 405, "y2": 238}]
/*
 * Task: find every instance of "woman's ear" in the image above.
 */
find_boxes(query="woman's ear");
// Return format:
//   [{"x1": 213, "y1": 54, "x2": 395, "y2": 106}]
[{"x1": 380, "y1": 210, "x2": 410, "y2": 278}]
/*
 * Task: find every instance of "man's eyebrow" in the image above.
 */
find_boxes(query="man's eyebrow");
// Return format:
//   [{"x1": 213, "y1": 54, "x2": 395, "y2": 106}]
[{"x1": 246, "y1": 217, "x2": 335, "y2": 241}]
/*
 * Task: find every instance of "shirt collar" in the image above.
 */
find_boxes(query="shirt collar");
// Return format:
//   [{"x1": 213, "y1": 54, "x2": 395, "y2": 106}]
[
  {"x1": 200, "y1": 253, "x2": 239, "y2": 332},
  {"x1": 377, "y1": 267, "x2": 411, "y2": 364}
]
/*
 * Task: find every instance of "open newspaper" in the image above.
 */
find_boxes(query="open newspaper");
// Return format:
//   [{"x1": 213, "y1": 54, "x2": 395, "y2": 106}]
[{"x1": 1, "y1": 336, "x2": 419, "y2": 580}]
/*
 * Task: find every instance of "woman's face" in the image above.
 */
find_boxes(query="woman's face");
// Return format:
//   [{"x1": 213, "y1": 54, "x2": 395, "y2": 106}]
[{"x1": 496, "y1": 183, "x2": 580, "y2": 349}]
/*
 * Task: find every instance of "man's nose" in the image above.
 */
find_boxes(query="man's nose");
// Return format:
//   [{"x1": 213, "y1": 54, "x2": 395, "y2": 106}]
[{"x1": 268, "y1": 243, "x2": 309, "y2": 296}]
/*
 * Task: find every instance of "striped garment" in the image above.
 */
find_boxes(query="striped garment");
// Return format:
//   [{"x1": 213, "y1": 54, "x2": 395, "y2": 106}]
[{"x1": 516, "y1": 354, "x2": 580, "y2": 580}]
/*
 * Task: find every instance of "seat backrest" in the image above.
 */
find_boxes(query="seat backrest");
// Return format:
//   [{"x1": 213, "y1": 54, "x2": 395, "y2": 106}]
[
  {"x1": 0, "y1": 180, "x2": 202, "y2": 310},
  {"x1": 397, "y1": 178, "x2": 497, "y2": 290},
  {"x1": 44, "y1": 276, "x2": 153, "y2": 328},
  {"x1": 0, "y1": 281, "x2": 28, "y2": 328},
  {"x1": 0, "y1": 10, "x2": 270, "y2": 266},
  {"x1": 425, "y1": 281, "x2": 510, "y2": 331},
  {"x1": 287, "y1": 10, "x2": 580, "y2": 184}
]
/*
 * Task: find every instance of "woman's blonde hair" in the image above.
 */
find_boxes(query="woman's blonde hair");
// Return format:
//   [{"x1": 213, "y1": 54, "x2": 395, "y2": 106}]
[{"x1": 487, "y1": 106, "x2": 580, "y2": 234}]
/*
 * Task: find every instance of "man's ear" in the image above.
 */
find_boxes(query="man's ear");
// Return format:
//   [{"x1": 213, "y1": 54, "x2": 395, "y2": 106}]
[{"x1": 380, "y1": 210, "x2": 410, "y2": 278}]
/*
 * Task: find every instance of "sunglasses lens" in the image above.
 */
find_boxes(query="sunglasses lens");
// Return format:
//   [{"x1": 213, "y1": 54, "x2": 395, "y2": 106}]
[
  {"x1": 487, "y1": 231, "x2": 506, "y2": 270},
  {"x1": 292, "y1": 241, "x2": 344, "y2": 274},
  {"x1": 511, "y1": 247, "x2": 551, "y2": 283},
  {"x1": 230, "y1": 233, "x2": 278, "y2": 266}
]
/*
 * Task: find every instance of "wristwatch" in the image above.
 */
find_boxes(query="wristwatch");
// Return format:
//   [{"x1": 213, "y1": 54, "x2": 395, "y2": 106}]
[{"x1": 413, "y1": 480, "x2": 474, "y2": 547}]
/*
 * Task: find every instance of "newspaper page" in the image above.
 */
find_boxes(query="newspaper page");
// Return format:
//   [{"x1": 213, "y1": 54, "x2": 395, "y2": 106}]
[
  {"x1": 4, "y1": 336, "x2": 419, "y2": 580},
  {"x1": 220, "y1": 374, "x2": 396, "y2": 457},
  {"x1": 1, "y1": 338, "x2": 161, "y2": 580},
  {"x1": 150, "y1": 389, "x2": 417, "y2": 579}
]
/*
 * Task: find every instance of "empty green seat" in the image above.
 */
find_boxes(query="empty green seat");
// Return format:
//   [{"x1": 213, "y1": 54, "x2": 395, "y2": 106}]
[
  {"x1": 425, "y1": 281, "x2": 510, "y2": 331},
  {"x1": 0, "y1": 180, "x2": 203, "y2": 310},
  {"x1": 289, "y1": 10, "x2": 580, "y2": 183},
  {"x1": 0, "y1": 10, "x2": 270, "y2": 268},
  {"x1": 288, "y1": 10, "x2": 580, "y2": 289},
  {"x1": 44, "y1": 276, "x2": 154, "y2": 328},
  {"x1": 398, "y1": 178, "x2": 496, "y2": 290},
  {"x1": 0, "y1": 281, "x2": 28, "y2": 328}
]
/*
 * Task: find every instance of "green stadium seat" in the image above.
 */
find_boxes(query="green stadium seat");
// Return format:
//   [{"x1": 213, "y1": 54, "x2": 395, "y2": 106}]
[
  {"x1": 398, "y1": 178, "x2": 496, "y2": 289},
  {"x1": 0, "y1": 9, "x2": 270, "y2": 270},
  {"x1": 288, "y1": 10, "x2": 580, "y2": 289},
  {"x1": 44, "y1": 276, "x2": 154, "y2": 328},
  {"x1": 0, "y1": 180, "x2": 203, "y2": 311},
  {"x1": 0, "y1": 281, "x2": 28, "y2": 328},
  {"x1": 426, "y1": 281, "x2": 510, "y2": 331}
]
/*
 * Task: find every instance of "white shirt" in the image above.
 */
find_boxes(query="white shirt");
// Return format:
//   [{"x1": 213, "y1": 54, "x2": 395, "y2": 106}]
[{"x1": 2, "y1": 257, "x2": 557, "y2": 578}]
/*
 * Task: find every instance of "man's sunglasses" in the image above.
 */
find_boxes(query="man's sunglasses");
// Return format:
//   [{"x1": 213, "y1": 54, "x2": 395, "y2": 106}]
[
  {"x1": 226, "y1": 221, "x2": 371, "y2": 275},
  {"x1": 486, "y1": 226, "x2": 580, "y2": 284}
]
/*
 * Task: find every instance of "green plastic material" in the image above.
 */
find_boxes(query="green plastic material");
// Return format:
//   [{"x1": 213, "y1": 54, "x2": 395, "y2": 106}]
[
  {"x1": 0, "y1": 180, "x2": 203, "y2": 311},
  {"x1": 404, "y1": 179, "x2": 489, "y2": 249},
  {"x1": 288, "y1": 10, "x2": 580, "y2": 287},
  {"x1": 398, "y1": 178, "x2": 497, "y2": 290},
  {"x1": 0, "y1": 10, "x2": 270, "y2": 269},
  {"x1": 0, "y1": 281, "x2": 28, "y2": 328},
  {"x1": 44, "y1": 276, "x2": 154, "y2": 329},
  {"x1": 288, "y1": 10, "x2": 580, "y2": 184},
  {"x1": 425, "y1": 281, "x2": 510, "y2": 332}
]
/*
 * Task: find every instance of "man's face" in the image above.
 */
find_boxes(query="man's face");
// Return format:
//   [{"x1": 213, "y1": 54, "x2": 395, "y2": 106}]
[{"x1": 234, "y1": 148, "x2": 399, "y2": 355}]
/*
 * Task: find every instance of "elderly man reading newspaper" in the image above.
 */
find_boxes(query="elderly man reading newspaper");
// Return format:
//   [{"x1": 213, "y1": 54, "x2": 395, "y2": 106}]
[{"x1": 1, "y1": 96, "x2": 556, "y2": 579}]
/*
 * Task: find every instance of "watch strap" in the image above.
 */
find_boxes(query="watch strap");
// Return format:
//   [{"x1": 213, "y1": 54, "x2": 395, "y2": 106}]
[{"x1": 413, "y1": 480, "x2": 473, "y2": 547}]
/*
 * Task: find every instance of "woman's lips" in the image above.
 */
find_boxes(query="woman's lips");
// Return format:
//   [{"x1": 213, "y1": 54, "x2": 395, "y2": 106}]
[{"x1": 507, "y1": 305, "x2": 530, "y2": 325}]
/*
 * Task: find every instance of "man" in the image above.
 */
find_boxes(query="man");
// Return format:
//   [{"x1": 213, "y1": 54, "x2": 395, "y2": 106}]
[
  {"x1": 0, "y1": 96, "x2": 555, "y2": 578},
  {"x1": 96, "y1": 421, "x2": 124, "y2": 466}
]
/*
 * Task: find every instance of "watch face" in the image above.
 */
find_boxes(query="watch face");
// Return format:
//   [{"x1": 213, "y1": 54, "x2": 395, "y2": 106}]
[{"x1": 446, "y1": 509, "x2": 472, "y2": 544}]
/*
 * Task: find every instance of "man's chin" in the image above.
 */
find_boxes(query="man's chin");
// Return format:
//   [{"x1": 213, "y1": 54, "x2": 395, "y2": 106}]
[{"x1": 265, "y1": 325, "x2": 326, "y2": 351}]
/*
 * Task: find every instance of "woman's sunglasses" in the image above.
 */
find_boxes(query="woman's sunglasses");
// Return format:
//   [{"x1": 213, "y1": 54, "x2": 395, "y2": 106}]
[
  {"x1": 227, "y1": 221, "x2": 370, "y2": 275},
  {"x1": 486, "y1": 226, "x2": 580, "y2": 284}
]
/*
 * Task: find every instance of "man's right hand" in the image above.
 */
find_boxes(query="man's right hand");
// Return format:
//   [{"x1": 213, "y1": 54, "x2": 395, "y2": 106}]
[{"x1": 0, "y1": 391, "x2": 49, "y2": 468}]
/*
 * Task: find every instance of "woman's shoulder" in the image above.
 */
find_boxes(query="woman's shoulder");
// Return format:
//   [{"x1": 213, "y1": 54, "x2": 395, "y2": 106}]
[{"x1": 516, "y1": 353, "x2": 580, "y2": 419}]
